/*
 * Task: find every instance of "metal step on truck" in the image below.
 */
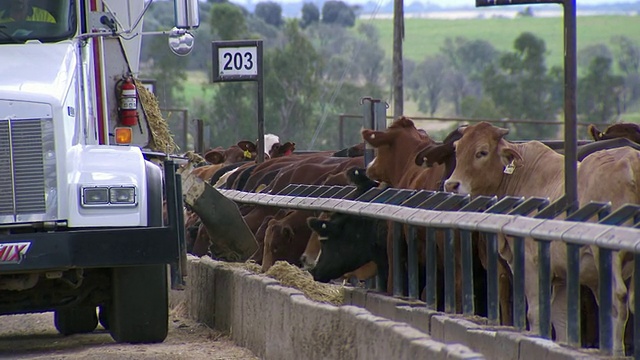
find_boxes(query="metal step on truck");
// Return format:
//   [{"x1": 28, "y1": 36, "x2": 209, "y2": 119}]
[{"x1": 0, "y1": 0, "x2": 199, "y2": 343}]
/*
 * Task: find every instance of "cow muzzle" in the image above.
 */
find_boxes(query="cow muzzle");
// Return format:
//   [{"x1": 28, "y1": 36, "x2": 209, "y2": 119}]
[{"x1": 444, "y1": 179, "x2": 460, "y2": 193}]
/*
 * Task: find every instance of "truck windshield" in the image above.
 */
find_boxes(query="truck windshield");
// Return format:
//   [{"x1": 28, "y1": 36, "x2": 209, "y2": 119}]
[{"x1": 0, "y1": 0, "x2": 75, "y2": 44}]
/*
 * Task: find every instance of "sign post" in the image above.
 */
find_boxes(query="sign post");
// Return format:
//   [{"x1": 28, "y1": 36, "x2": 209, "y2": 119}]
[{"x1": 212, "y1": 40, "x2": 265, "y2": 163}]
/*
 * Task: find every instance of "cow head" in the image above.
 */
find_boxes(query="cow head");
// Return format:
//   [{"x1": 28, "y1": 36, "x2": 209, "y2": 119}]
[
  {"x1": 223, "y1": 145, "x2": 250, "y2": 164},
  {"x1": 444, "y1": 122, "x2": 522, "y2": 196},
  {"x1": 307, "y1": 214, "x2": 378, "y2": 283},
  {"x1": 588, "y1": 123, "x2": 640, "y2": 144},
  {"x1": 204, "y1": 147, "x2": 225, "y2": 164},
  {"x1": 361, "y1": 116, "x2": 435, "y2": 185},
  {"x1": 237, "y1": 140, "x2": 258, "y2": 160},
  {"x1": 262, "y1": 219, "x2": 294, "y2": 272},
  {"x1": 269, "y1": 142, "x2": 296, "y2": 158},
  {"x1": 414, "y1": 126, "x2": 466, "y2": 191},
  {"x1": 300, "y1": 212, "x2": 332, "y2": 270}
]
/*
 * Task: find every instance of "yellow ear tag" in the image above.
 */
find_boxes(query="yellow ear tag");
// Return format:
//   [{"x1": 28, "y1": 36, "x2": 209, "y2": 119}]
[
  {"x1": 503, "y1": 160, "x2": 515, "y2": 175},
  {"x1": 243, "y1": 149, "x2": 252, "y2": 159}
]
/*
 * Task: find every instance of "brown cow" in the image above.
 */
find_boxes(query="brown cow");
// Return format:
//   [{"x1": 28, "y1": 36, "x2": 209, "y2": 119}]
[
  {"x1": 589, "y1": 123, "x2": 640, "y2": 144},
  {"x1": 262, "y1": 209, "x2": 315, "y2": 271},
  {"x1": 443, "y1": 121, "x2": 640, "y2": 355},
  {"x1": 361, "y1": 116, "x2": 448, "y2": 299}
]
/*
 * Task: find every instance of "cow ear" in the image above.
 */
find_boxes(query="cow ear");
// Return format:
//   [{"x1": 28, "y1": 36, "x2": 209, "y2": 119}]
[
  {"x1": 499, "y1": 146, "x2": 523, "y2": 168},
  {"x1": 237, "y1": 140, "x2": 257, "y2": 152},
  {"x1": 282, "y1": 226, "x2": 294, "y2": 242},
  {"x1": 361, "y1": 129, "x2": 393, "y2": 148},
  {"x1": 415, "y1": 142, "x2": 454, "y2": 167},
  {"x1": 204, "y1": 150, "x2": 224, "y2": 164},
  {"x1": 588, "y1": 124, "x2": 602, "y2": 141},
  {"x1": 307, "y1": 217, "x2": 329, "y2": 235}
]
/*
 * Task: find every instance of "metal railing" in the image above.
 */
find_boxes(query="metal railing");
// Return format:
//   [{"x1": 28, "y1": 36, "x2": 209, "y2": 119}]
[{"x1": 218, "y1": 184, "x2": 640, "y2": 358}]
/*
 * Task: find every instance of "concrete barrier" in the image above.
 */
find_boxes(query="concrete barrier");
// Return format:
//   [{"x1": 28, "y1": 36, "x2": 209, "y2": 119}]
[
  {"x1": 174, "y1": 256, "x2": 609, "y2": 360},
  {"x1": 175, "y1": 256, "x2": 484, "y2": 360}
]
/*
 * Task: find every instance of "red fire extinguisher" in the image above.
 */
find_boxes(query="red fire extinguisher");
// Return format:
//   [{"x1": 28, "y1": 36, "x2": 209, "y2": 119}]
[{"x1": 119, "y1": 77, "x2": 138, "y2": 126}]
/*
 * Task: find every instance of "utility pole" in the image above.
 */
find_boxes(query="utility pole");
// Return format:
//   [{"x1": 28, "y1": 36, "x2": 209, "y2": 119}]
[{"x1": 392, "y1": 0, "x2": 404, "y2": 119}]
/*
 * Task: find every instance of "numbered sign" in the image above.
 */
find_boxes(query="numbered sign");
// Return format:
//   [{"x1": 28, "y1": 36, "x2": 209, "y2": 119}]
[{"x1": 212, "y1": 40, "x2": 262, "y2": 82}]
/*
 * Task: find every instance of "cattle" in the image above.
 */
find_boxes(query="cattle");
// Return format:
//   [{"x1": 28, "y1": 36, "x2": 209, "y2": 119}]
[
  {"x1": 332, "y1": 142, "x2": 366, "y2": 158},
  {"x1": 361, "y1": 116, "x2": 450, "y2": 299},
  {"x1": 300, "y1": 167, "x2": 380, "y2": 271},
  {"x1": 307, "y1": 213, "x2": 388, "y2": 285},
  {"x1": 261, "y1": 209, "x2": 315, "y2": 272},
  {"x1": 443, "y1": 121, "x2": 640, "y2": 355},
  {"x1": 245, "y1": 157, "x2": 364, "y2": 266},
  {"x1": 589, "y1": 122, "x2": 640, "y2": 144}
]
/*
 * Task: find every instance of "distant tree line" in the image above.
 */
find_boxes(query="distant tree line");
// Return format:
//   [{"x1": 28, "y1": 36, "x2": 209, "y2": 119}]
[{"x1": 139, "y1": 0, "x2": 640, "y2": 150}]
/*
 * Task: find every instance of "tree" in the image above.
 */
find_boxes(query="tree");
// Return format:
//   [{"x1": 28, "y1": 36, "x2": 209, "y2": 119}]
[
  {"x1": 407, "y1": 55, "x2": 448, "y2": 116},
  {"x1": 321, "y1": 1, "x2": 356, "y2": 28},
  {"x1": 578, "y1": 56, "x2": 625, "y2": 123},
  {"x1": 481, "y1": 32, "x2": 558, "y2": 139},
  {"x1": 300, "y1": 2, "x2": 320, "y2": 29},
  {"x1": 577, "y1": 44, "x2": 612, "y2": 69},
  {"x1": 516, "y1": 6, "x2": 534, "y2": 17},
  {"x1": 255, "y1": 1, "x2": 283, "y2": 28},
  {"x1": 440, "y1": 37, "x2": 499, "y2": 115},
  {"x1": 264, "y1": 20, "x2": 323, "y2": 146},
  {"x1": 210, "y1": 3, "x2": 248, "y2": 40}
]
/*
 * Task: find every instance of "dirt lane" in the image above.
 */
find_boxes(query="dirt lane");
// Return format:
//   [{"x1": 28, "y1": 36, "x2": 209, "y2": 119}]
[{"x1": 0, "y1": 304, "x2": 258, "y2": 360}]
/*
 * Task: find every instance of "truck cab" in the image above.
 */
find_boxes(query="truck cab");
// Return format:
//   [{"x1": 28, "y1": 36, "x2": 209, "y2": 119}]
[{"x1": 0, "y1": 0, "x2": 198, "y2": 343}]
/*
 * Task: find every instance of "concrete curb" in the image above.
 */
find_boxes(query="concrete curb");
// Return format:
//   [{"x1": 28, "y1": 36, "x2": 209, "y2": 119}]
[
  {"x1": 173, "y1": 256, "x2": 608, "y2": 359},
  {"x1": 175, "y1": 256, "x2": 485, "y2": 360}
]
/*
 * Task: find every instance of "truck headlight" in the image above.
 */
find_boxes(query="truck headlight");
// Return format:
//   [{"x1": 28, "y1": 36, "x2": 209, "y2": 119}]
[
  {"x1": 82, "y1": 187, "x2": 109, "y2": 205},
  {"x1": 110, "y1": 187, "x2": 136, "y2": 204},
  {"x1": 81, "y1": 186, "x2": 137, "y2": 207}
]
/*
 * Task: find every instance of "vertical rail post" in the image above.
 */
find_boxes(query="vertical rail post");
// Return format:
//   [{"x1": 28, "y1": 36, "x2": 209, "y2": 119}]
[
  {"x1": 392, "y1": 222, "x2": 404, "y2": 297},
  {"x1": 599, "y1": 247, "x2": 613, "y2": 354},
  {"x1": 444, "y1": 228, "x2": 456, "y2": 314},
  {"x1": 461, "y1": 229, "x2": 474, "y2": 316},
  {"x1": 538, "y1": 240, "x2": 552, "y2": 339},
  {"x1": 566, "y1": 243, "x2": 581, "y2": 347},
  {"x1": 485, "y1": 232, "x2": 499, "y2": 325},
  {"x1": 512, "y1": 236, "x2": 526, "y2": 331},
  {"x1": 425, "y1": 227, "x2": 437, "y2": 309},
  {"x1": 407, "y1": 225, "x2": 419, "y2": 300}
]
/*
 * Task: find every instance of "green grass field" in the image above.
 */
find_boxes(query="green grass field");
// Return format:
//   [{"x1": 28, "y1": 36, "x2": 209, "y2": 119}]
[
  {"x1": 178, "y1": 15, "x2": 640, "y2": 123},
  {"x1": 362, "y1": 15, "x2": 640, "y2": 68}
]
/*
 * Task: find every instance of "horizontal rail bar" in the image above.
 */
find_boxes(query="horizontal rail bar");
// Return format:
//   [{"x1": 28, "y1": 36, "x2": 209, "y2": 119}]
[{"x1": 217, "y1": 189, "x2": 640, "y2": 253}]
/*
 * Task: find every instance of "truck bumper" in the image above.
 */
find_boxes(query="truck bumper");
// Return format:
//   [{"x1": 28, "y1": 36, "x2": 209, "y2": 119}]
[{"x1": 0, "y1": 226, "x2": 179, "y2": 273}]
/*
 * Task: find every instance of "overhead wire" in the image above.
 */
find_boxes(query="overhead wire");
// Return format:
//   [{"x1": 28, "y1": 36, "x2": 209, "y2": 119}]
[{"x1": 307, "y1": 0, "x2": 387, "y2": 149}]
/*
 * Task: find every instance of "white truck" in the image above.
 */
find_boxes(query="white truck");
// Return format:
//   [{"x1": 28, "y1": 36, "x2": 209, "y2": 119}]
[{"x1": 0, "y1": 0, "x2": 198, "y2": 343}]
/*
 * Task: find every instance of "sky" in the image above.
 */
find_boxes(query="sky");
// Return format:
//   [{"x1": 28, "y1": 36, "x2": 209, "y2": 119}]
[{"x1": 236, "y1": 0, "x2": 640, "y2": 6}]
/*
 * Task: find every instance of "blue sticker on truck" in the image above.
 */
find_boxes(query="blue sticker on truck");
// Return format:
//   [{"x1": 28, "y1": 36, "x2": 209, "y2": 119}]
[{"x1": 0, "y1": 242, "x2": 31, "y2": 264}]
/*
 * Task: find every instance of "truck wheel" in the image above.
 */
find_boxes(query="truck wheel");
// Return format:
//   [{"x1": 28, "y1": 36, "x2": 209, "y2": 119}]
[
  {"x1": 98, "y1": 305, "x2": 110, "y2": 330},
  {"x1": 54, "y1": 306, "x2": 98, "y2": 335},
  {"x1": 108, "y1": 265, "x2": 168, "y2": 343}
]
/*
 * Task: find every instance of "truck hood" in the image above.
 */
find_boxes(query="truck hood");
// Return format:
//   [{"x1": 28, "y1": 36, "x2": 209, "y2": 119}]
[{"x1": 0, "y1": 41, "x2": 76, "y2": 107}]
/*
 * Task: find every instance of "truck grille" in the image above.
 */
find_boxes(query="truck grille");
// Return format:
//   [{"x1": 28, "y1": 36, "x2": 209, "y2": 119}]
[{"x1": 0, "y1": 119, "x2": 50, "y2": 219}]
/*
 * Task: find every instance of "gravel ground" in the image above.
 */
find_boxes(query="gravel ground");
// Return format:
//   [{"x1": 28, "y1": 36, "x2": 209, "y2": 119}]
[{"x1": 0, "y1": 302, "x2": 258, "y2": 360}]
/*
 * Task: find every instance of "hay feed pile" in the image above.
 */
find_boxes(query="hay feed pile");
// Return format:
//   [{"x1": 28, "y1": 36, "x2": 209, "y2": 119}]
[
  {"x1": 265, "y1": 261, "x2": 344, "y2": 306},
  {"x1": 135, "y1": 78, "x2": 178, "y2": 154}
]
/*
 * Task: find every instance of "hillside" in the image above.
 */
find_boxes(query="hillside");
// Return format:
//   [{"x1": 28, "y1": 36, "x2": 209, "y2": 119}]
[{"x1": 361, "y1": 15, "x2": 640, "y2": 68}]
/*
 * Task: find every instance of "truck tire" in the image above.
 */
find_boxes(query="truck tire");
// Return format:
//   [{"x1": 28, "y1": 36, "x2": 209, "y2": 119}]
[
  {"x1": 98, "y1": 305, "x2": 110, "y2": 330},
  {"x1": 54, "y1": 306, "x2": 98, "y2": 335},
  {"x1": 108, "y1": 265, "x2": 168, "y2": 343}
]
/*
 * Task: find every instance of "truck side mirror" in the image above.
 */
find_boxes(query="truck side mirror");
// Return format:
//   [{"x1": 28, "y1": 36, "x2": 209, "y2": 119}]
[{"x1": 174, "y1": 0, "x2": 200, "y2": 29}]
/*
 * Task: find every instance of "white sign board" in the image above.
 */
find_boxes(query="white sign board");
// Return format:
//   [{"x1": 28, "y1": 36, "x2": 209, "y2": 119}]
[{"x1": 216, "y1": 46, "x2": 258, "y2": 78}]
